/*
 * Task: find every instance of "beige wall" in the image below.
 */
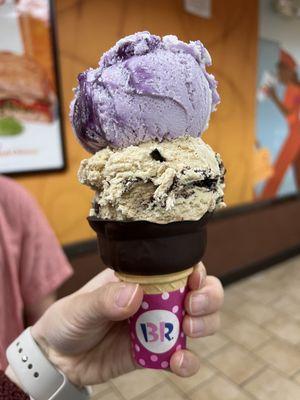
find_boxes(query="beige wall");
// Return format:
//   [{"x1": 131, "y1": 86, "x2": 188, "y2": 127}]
[{"x1": 16, "y1": 0, "x2": 258, "y2": 244}]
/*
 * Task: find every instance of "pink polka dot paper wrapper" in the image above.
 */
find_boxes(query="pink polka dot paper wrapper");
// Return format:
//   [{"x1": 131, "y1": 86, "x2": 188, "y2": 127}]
[{"x1": 129, "y1": 286, "x2": 188, "y2": 369}]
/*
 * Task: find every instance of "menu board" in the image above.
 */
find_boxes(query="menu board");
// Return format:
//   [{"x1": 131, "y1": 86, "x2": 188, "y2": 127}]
[{"x1": 0, "y1": 0, "x2": 65, "y2": 174}]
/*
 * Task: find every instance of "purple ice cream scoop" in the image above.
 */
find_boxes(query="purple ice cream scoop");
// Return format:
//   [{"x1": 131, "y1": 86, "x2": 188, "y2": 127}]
[{"x1": 70, "y1": 31, "x2": 220, "y2": 153}]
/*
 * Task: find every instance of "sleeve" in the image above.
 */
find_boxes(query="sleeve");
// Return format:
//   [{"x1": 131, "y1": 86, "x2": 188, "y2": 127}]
[
  {"x1": 284, "y1": 86, "x2": 300, "y2": 113},
  {"x1": 18, "y1": 188, "x2": 73, "y2": 306},
  {"x1": 0, "y1": 371, "x2": 29, "y2": 400}
]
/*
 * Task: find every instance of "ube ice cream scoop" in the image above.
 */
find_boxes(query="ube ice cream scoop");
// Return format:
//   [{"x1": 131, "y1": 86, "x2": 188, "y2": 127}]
[{"x1": 70, "y1": 31, "x2": 220, "y2": 152}]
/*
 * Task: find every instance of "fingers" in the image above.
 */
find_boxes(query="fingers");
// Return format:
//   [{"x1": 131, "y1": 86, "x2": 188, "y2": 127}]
[
  {"x1": 185, "y1": 275, "x2": 224, "y2": 317},
  {"x1": 187, "y1": 262, "x2": 207, "y2": 291},
  {"x1": 170, "y1": 349, "x2": 200, "y2": 377},
  {"x1": 74, "y1": 282, "x2": 143, "y2": 326},
  {"x1": 183, "y1": 312, "x2": 221, "y2": 338}
]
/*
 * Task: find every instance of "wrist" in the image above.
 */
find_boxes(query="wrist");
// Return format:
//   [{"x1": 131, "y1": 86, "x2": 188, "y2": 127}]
[
  {"x1": 30, "y1": 324, "x2": 49, "y2": 357},
  {"x1": 31, "y1": 324, "x2": 82, "y2": 389},
  {"x1": 6, "y1": 328, "x2": 89, "y2": 399}
]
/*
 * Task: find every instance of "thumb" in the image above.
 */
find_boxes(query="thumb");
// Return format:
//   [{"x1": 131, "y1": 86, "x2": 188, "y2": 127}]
[
  {"x1": 32, "y1": 282, "x2": 143, "y2": 356},
  {"x1": 74, "y1": 281, "x2": 143, "y2": 326}
]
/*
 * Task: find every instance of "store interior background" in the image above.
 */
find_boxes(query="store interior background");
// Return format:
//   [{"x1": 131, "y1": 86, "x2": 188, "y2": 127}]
[
  {"x1": 12, "y1": 0, "x2": 300, "y2": 289},
  {"x1": 4, "y1": 1, "x2": 300, "y2": 399}
]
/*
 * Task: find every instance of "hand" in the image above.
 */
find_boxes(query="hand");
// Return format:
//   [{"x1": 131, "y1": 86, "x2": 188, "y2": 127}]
[
  {"x1": 264, "y1": 85, "x2": 277, "y2": 101},
  {"x1": 30, "y1": 264, "x2": 224, "y2": 387}
]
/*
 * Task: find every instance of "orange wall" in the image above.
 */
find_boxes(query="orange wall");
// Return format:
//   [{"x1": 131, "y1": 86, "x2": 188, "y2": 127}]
[{"x1": 16, "y1": 0, "x2": 258, "y2": 244}]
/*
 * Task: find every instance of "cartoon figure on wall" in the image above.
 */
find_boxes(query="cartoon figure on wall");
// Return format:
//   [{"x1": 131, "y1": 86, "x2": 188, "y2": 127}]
[
  {"x1": 260, "y1": 50, "x2": 300, "y2": 199},
  {"x1": 255, "y1": 0, "x2": 300, "y2": 201}
]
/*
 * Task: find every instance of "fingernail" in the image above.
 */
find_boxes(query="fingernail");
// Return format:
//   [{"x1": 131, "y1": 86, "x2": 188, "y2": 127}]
[
  {"x1": 116, "y1": 284, "x2": 138, "y2": 308},
  {"x1": 198, "y1": 262, "x2": 206, "y2": 288},
  {"x1": 190, "y1": 318, "x2": 205, "y2": 335},
  {"x1": 178, "y1": 353, "x2": 188, "y2": 370},
  {"x1": 190, "y1": 293, "x2": 209, "y2": 315},
  {"x1": 194, "y1": 270, "x2": 201, "y2": 289}
]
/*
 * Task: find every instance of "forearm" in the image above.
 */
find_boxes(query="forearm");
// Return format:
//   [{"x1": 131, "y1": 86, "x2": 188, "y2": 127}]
[
  {"x1": 4, "y1": 327, "x2": 90, "y2": 400},
  {"x1": 272, "y1": 95, "x2": 290, "y2": 116}
]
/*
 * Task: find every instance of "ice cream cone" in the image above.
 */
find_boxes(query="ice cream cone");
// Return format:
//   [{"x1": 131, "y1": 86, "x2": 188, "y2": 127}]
[
  {"x1": 116, "y1": 268, "x2": 194, "y2": 369},
  {"x1": 88, "y1": 216, "x2": 210, "y2": 370},
  {"x1": 115, "y1": 268, "x2": 193, "y2": 294},
  {"x1": 73, "y1": 32, "x2": 224, "y2": 371}
]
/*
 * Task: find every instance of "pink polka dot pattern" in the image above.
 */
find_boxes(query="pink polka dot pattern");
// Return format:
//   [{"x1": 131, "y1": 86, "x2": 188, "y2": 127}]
[
  {"x1": 172, "y1": 305, "x2": 179, "y2": 313},
  {"x1": 162, "y1": 292, "x2": 169, "y2": 300},
  {"x1": 135, "y1": 344, "x2": 140, "y2": 352},
  {"x1": 129, "y1": 286, "x2": 188, "y2": 370}
]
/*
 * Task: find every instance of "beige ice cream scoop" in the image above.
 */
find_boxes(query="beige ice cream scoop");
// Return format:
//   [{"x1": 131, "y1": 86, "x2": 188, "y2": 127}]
[{"x1": 78, "y1": 136, "x2": 225, "y2": 224}]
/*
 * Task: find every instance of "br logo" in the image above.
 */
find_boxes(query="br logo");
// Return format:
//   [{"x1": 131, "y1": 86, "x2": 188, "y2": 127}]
[{"x1": 136, "y1": 310, "x2": 180, "y2": 353}]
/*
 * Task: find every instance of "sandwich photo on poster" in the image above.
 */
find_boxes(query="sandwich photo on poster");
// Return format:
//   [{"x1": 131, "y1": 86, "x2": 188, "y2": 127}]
[
  {"x1": 0, "y1": 0, "x2": 65, "y2": 174},
  {"x1": 255, "y1": 0, "x2": 300, "y2": 200}
]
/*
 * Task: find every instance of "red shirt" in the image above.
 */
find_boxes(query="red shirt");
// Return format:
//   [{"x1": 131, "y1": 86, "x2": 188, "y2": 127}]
[{"x1": 0, "y1": 176, "x2": 72, "y2": 369}]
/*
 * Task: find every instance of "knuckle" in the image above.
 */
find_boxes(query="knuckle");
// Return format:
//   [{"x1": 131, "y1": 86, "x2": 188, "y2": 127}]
[
  {"x1": 104, "y1": 284, "x2": 114, "y2": 305},
  {"x1": 97, "y1": 283, "x2": 116, "y2": 312},
  {"x1": 203, "y1": 313, "x2": 221, "y2": 336},
  {"x1": 208, "y1": 277, "x2": 224, "y2": 308},
  {"x1": 215, "y1": 286, "x2": 224, "y2": 308}
]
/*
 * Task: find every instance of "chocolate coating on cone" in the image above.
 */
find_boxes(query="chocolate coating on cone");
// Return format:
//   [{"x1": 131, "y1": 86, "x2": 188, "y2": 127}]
[{"x1": 88, "y1": 213, "x2": 210, "y2": 275}]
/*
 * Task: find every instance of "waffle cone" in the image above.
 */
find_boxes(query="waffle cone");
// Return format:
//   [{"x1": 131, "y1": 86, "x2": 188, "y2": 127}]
[{"x1": 115, "y1": 267, "x2": 193, "y2": 294}]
